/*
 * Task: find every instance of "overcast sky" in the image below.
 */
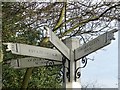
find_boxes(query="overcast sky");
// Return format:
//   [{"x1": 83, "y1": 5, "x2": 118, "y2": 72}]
[{"x1": 81, "y1": 32, "x2": 118, "y2": 88}]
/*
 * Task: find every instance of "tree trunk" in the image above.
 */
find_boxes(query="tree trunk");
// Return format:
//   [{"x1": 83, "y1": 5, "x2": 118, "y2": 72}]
[{"x1": 21, "y1": 68, "x2": 34, "y2": 90}]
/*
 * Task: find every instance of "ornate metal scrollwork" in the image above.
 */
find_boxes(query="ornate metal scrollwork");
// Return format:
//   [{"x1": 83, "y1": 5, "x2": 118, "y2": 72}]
[
  {"x1": 45, "y1": 60, "x2": 54, "y2": 71},
  {"x1": 80, "y1": 57, "x2": 88, "y2": 68},
  {"x1": 45, "y1": 57, "x2": 70, "y2": 83},
  {"x1": 55, "y1": 67, "x2": 64, "y2": 83},
  {"x1": 45, "y1": 60, "x2": 63, "y2": 83},
  {"x1": 46, "y1": 60, "x2": 54, "y2": 67},
  {"x1": 75, "y1": 57, "x2": 88, "y2": 81}
]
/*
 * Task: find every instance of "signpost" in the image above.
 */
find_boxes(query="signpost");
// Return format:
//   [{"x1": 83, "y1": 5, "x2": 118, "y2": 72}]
[
  {"x1": 10, "y1": 57, "x2": 62, "y2": 69},
  {"x1": 75, "y1": 29, "x2": 118, "y2": 60},
  {"x1": 4, "y1": 43, "x2": 62, "y2": 61},
  {"x1": 3, "y1": 26, "x2": 118, "y2": 89},
  {"x1": 45, "y1": 26, "x2": 70, "y2": 60}
]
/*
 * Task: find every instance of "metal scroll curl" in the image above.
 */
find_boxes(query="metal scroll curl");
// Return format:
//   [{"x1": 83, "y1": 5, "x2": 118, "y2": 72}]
[
  {"x1": 46, "y1": 60, "x2": 54, "y2": 71},
  {"x1": 75, "y1": 57, "x2": 88, "y2": 80},
  {"x1": 55, "y1": 57, "x2": 70, "y2": 83},
  {"x1": 45, "y1": 57, "x2": 70, "y2": 83},
  {"x1": 46, "y1": 60, "x2": 54, "y2": 66},
  {"x1": 45, "y1": 60, "x2": 63, "y2": 83},
  {"x1": 55, "y1": 66, "x2": 64, "y2": 83}
]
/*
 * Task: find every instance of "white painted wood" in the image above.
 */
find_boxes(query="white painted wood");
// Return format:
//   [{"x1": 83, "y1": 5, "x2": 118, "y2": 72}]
[
  {"x1": 75, "y1": 29, "x2": 118, "y2": 60},
  {"x1": 4, "y1": 43, "x2": 62, "y2": 61},
  {"x1": 10, "y1": 57, "x2": 62, "y2": 69},
  {"x1": 63, "y1": 38, "x2": 81, "y2": 89},
  {"x1": 45, "y1": 26, "x2": 70, "y2": 60}
]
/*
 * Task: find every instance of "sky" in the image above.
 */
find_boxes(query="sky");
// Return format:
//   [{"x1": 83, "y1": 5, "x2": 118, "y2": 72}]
[{"x1": 81, "y1": 32, "x2": 118, "y2": 88}]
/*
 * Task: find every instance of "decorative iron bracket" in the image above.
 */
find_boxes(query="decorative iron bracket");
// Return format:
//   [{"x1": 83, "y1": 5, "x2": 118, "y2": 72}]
[
  {"x1": 75, "y1": 57, "x2": 88, "y2": 81},
  {"x1": 45, "y1": 56, "x2": 70, "y2": 83}
]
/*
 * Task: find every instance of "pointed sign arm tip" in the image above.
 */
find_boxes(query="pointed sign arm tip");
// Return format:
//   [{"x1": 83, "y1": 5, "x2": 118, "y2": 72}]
[
  {"x1": 110, "y1": 28, "x2": 118, "y2": 33},
  {"x1": 2, "y1": 43, "x2": 12, "y2": 51},
  {"x1": 108, "y1": 28, "x2": 118, "y2": 40}
]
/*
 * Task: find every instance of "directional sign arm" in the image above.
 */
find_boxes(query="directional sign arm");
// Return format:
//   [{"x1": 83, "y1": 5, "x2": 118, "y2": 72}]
[
  {"x1": 3, "y1": 43, "x2": 62, "y2": 61},
  {"x1": 74, "y1": 29, "x2": 118, "y2": 60},
  {"x1": 45, "y1": 26, "x2": 71, "y2": 60},
  {"x1": 9, "y1": 57, "x2": 62, "y2": 69}
]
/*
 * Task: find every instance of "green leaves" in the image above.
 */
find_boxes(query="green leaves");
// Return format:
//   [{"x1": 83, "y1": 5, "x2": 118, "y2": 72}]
[
  {"x1": 29, "y1": 66, "x2": 62, "y2": 88},
  {"x1": 2, "y1": 64, "x2": 25, "y2": 88},
  {"x1": 2, "y1": 2, "x2": 63, "y2": 89}
]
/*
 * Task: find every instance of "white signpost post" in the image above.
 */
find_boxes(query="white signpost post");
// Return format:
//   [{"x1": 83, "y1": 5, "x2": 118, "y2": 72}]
[
  {"x1": 44, "y1": 26, "x2": 81, "y2": 89},
  {"x1": 9, "y1": 57, "x2": 62, "y2": 69},
  {"x1": 3, "y1": 43, "x2": 62, "y2": 61},
  {"x1": 63, "y1": 38, "x2": 81, "y2": 89},
  {"x1": 75, "y1": 29, "x2": 118, "y2": 60}
]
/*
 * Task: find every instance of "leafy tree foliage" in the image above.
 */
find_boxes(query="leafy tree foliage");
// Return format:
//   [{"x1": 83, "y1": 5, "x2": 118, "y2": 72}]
[{"x1": 2, "y1": 2, "x2": 63, "y2": 89}]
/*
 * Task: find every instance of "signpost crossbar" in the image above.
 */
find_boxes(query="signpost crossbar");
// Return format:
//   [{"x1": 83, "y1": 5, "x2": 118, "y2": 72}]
[
  {"x1": 74, "y1": 29, "x2": 118, "y2": 60},
  {"x1": 9, "y1": 57, "x2": 62, "y2": 69},
  {"x1": 4, "y1": 43, "x2": 62, "y2": 61},
  {"x1": 45, "y1": 26, "x2": 71, "y2": 60}
]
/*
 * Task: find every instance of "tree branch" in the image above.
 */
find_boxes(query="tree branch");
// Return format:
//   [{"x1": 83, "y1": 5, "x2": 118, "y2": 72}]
[{"x1": 62, "y1": 3, "x2": 120, "y2": 37}]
